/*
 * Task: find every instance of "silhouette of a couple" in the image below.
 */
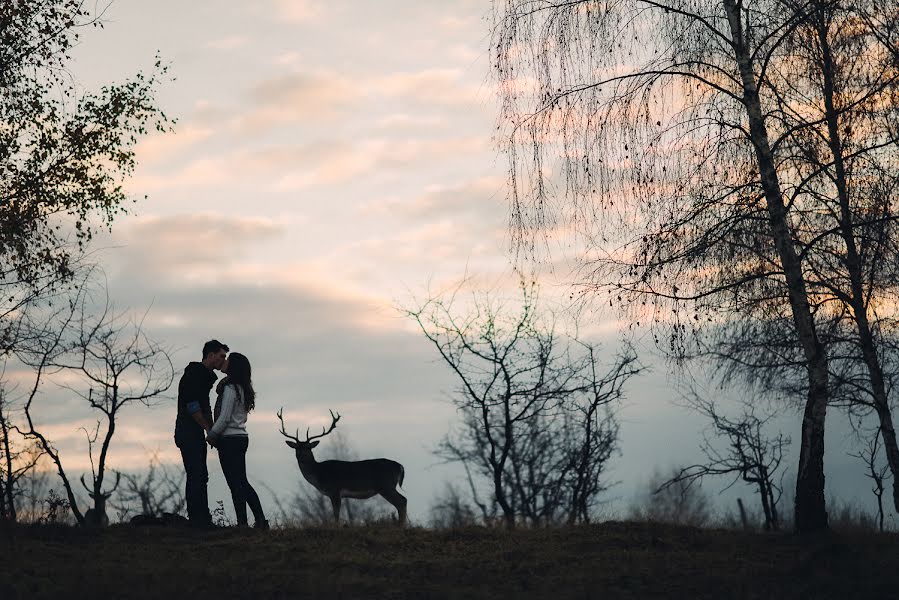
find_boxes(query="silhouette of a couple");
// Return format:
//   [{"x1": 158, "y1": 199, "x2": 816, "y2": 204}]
[{"x1": 173, "y1": 340, "x2": 268, "y2": 529}]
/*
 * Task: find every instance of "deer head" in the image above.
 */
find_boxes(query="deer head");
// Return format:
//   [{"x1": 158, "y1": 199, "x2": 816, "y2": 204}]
[
  {"x1": 81, "y1": 473, "x2": 120, "y2": 527},
  {"x1": 81, "y1": 472, "x2": 120, "y2": 506},
  {"x1": 277, "y1": 407, "x2": 340, "y2": 464}
]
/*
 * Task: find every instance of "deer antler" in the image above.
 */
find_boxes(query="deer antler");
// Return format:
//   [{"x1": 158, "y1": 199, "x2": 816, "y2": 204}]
[
  {"x1": 105, "y1": 471, "x2": 122, "y2": 498},
  {"x1": 306, "y1": 409, "x2": 340, "y2": 442},
  {"x1": 277, "y1": 407, "x2": 301, "y2": 444},
  {"x1": 81, "y1": 472, "x2": 122, "y2": 498}
]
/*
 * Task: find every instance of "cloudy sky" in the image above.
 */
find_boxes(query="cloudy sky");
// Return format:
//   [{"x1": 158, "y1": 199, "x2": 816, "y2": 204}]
[{"x1": 15, "y1": 0, "x2": 882, "y2": 524}]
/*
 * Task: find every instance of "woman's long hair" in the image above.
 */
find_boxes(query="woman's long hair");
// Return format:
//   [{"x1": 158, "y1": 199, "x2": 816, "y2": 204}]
[{"x1": 226, "y1": 352, "x2": 256, "y2": 412}]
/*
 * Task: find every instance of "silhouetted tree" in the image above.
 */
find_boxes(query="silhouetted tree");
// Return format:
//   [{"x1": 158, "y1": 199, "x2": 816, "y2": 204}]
[
  {"x1": 493, "y1": 0, "x2": 899, "y2": 533},
  {"x1": 15, "y1": 280, "x2": 174, "y2": 525},
  {"x1": 108, "y1": 450, "x2": 185, "y2": 520},
  {"x1": 661, "y1": 394, "x2": 789, "y2": 530},
  {"x1": 849, "y1": 426, "x2": 891, "y2": 532},
  {"x1": 0, "y1": 382, "x2": 44, "y2": 522},
  {"x1": 706, "y1": 0, "x2": 899, "y2": 517},
  {"x1": 0, "y1": 4, "x2": 173, "y2": 520},
  {"x1": 15, "y1": 467, "x2": 52, "y2": 524},
  {"x1": 0, "y1": 2, "x2": 170, "y2": 300},
  {"x1": 406, "y1": 279, "x2": 640, "y2": 528},
  {"x1": 676, "y1": 0, "x2": 899, "y2": 520}
]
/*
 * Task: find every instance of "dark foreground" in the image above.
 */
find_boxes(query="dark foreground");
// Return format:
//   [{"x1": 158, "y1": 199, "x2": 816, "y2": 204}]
[{"x1": 1, "y1": 521, "x2": 897, "y2": 599}]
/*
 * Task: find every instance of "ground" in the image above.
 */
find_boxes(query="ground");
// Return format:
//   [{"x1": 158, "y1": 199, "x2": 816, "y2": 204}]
[{"x1": 1, "y1": 521, "x2": 896, "y2": 598}]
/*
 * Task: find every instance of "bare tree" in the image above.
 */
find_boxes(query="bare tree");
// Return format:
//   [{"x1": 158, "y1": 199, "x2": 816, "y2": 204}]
[
  {"x1": 662, "y1": 393, "x2": 789, "y2": 530},
  {"x1": 0, "y1": 380, "x2": 44, "y2": 522},
  {"x1": 11, "y1": 284, "x2": 88, "y2": 523},
  {"x1": 14, "y1": 282, "x2": 174, "y2": 525},
  {"x1": 108, "y1": 450, "x2": 185, "y2": 521},
  {"x1": 492, "y1": 0, "x2": 899, "y2": 533},
  {"x1": 405, "y1": 279, "x2": 640, "y2": 528},
  {"x1": 849, "y1": 426, "x2": 891, "y2": 532}
]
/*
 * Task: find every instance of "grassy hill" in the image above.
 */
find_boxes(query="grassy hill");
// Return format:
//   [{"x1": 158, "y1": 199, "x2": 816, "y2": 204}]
[{"x1": 1, "y1": 521, "x2": 897, "y2": 599}]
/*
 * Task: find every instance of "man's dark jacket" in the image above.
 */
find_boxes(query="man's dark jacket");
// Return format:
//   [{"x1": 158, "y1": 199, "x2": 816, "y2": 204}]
[{"x1": 174, "y1": 361, "x2": 217, "y2": 441}]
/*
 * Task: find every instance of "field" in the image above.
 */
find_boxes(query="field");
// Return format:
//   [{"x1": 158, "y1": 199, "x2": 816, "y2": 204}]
[{"x1": 1, "y1": 521, "x2": 897, "y2": 599}]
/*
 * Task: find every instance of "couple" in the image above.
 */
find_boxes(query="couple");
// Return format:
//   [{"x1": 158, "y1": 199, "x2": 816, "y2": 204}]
[{"x1": 173, "y1": 339, "x2": 268, "y2": 529}]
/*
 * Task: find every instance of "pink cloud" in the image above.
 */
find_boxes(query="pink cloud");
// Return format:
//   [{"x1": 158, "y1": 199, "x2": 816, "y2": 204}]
[
  {"x1": 272, "y1": 0, "x2": 325, "y2": 24},
  {"x1": 272, "y1": 136, "x2": 491, "y2": 190},
  {"x1": 368, "y1": 69, "x2": 484, "y2": 106},
  {"x1": 236, "y1": 71, "x2": 355, "y2": 132},
  {"x1": 134, "y1": 126, "x2": 215, "y2": 165}
]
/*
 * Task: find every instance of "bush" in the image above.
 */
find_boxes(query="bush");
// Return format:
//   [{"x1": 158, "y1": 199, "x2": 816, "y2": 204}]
[{"x1": 629, "y1": 467, "x2": 713, "y2": 527}]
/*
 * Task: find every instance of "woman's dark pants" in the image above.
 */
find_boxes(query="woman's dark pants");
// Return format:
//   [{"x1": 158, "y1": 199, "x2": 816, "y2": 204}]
[{"x1": 216, "y1": 436, "x2": 265, "y2": 526}]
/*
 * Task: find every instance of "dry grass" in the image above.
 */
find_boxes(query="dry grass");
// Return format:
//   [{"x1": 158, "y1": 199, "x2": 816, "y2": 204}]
[{"x1": 1, "y1": 521, "x2": 898, "y2": 599}]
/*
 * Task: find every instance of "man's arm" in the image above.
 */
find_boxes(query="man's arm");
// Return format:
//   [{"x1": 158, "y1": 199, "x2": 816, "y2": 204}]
[
  {"x1": 190, "y1": 408, "x2": 212, "y2": 431},
  {"x1": 186, "y1": 394, "x2": 212, "y2": 431},
  {"x1": 182, "y1": 366, "x2": 214, "y2": 431}
]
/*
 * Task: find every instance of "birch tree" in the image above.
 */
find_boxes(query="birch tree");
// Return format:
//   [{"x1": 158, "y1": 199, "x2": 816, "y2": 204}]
[{"x1": 493, "y1": 0, "x2": 899, "y2": 533}]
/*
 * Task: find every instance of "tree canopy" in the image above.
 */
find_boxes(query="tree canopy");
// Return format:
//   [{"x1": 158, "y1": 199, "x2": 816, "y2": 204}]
[
  {"x1": 492, "y1": 0, "x2": 899, "y2": 532},
  {"x1": 0, "y1": 1, "x2": 171, "y2": 298}
]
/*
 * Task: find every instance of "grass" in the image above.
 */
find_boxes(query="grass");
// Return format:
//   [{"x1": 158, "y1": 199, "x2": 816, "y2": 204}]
[{"x1": 2, "y1": 521, "x2": 898, "y2": 599}]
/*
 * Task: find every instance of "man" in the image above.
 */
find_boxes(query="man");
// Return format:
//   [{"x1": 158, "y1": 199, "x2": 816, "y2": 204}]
[{"x1": 174, "y1": 339, "x2": 228, "y2": 528}]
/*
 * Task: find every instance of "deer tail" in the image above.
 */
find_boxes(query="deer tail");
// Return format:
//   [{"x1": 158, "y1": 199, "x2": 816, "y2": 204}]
[{"x1": 398, "y1": 464, "x2": 405, "y2": 489}]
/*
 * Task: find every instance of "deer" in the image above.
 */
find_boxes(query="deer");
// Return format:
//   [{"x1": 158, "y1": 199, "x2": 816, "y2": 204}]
[
  {"x1": 277, "y1": 408, "x2": 407, "y2": 525},
  {"x1": 80, "y1": 472, "x2": 120, "y2": 528}
]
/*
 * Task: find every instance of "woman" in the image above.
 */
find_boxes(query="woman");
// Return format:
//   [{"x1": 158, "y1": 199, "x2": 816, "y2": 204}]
[{"x1": 207, "y1": 352, "x2": 268, "y2": 529}]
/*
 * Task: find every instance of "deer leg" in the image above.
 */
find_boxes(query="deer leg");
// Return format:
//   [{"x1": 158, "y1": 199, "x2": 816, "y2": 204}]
[
  {"x1": 380, "y1": 489, "x2": 407, "y2": 525},
  {"x1": 329, "y1": 495, "x2": 341, "y2": 524}
]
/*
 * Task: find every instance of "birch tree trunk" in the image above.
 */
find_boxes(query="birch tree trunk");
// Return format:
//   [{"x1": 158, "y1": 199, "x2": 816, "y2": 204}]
[{"x1": 723, "y1": 0, "x2": 828, "y2": 532}]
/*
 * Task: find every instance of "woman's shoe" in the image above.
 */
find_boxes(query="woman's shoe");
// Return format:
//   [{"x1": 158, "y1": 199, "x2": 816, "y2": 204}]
[{"x1": 254, "y1": 519, "x2": 270, "y2": 530}]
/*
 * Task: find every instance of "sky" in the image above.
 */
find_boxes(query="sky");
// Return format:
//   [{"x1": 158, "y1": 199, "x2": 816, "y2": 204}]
[{"x1": 11, "y1": 0, "x2": 889, "y2": 525}]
